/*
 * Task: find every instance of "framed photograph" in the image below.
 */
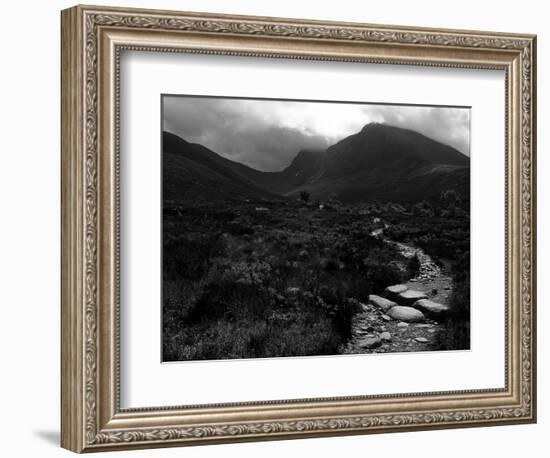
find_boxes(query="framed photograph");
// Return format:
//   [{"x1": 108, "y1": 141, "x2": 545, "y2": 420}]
[{"x1": 61, "y1": 4, "x2": 537, "y2": 453}]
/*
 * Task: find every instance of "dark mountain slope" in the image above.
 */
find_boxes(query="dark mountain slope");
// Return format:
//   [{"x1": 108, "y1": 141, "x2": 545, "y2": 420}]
[
  {"x1": 230, "y1": 148, "x2": 324, "y2": 194},
  {"x1": 290, "y1": 123, "x2": 470, "y2": 203},
  {"x1": 163, "y1": 131, "x2": 276, "y2": 203},
  {"x1": 321, "y1": 122, "x2": 467, "y2": 177},
  {"x1": 163, "y1": 131, "x2": 323, "y2": 198}
]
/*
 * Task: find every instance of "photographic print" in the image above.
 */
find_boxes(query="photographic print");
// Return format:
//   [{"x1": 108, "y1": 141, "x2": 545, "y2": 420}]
[{"x1": 162, "y1": 95, "x2": 470, "y2": 362}]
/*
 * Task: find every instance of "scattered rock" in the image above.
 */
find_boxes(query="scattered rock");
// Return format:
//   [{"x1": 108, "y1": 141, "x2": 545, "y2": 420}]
[
  {"x1": 387, "y1": 306, "x2": 425, "y2": 323},
  {"x1": 285, "y1": 287, "x2": 301, "y2": 295},
  {"x1": 360, "y1": 303, "x2": 373, "y2": 313},
  {"x1": 358, "y1": 337, "x2": 382, "y2": 349},
  {"x1": 385, "y1": 284, "x2": 408, "y2": 299},
  {"x1": 397, "y1": 290, "x2": 428, "y2": 306},
  {"x1": 344, "y1": 227, "x2": 453, "y2": 354},
  {"x1": 380, "y1": 332, "x2": 392, "y2": 341},
  {"x1": 255, "y1": 207, "x2": 269, "y2": 212},
  {"x1": 368, "y1": 294, "x2": 397, "y2": 312},
  {"x1": 412, "y1": 299, "x2": 450, "y2": 319}
]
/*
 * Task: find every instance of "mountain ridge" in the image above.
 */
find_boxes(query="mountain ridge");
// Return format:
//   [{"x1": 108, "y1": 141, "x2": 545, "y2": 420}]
[{"x1": 163, "y1": 122, "x2": 469, "y2": 205}]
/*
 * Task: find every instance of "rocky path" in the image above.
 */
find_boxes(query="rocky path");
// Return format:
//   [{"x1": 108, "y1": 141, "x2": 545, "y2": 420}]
[
  {"x1": 342, "y1": 224, "x2": 453, "y2": 355},
  {"x1": 389, "y1": 239, "x2": 442, "y2": 281}
]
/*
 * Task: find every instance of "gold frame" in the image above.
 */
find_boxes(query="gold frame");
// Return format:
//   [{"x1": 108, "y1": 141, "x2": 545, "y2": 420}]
[{"x1": 61, "y1": 4, "x2": 537, "y2": 453}]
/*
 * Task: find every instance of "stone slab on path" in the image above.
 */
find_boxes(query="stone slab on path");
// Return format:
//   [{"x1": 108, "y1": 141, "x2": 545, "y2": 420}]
[
  {"x1": 412, "y1": 299, "x2": 450, "y2": 319},
  {"x1": 385, "y1": 284, "x2": 408, "y2": 300},
  {"x1": 404, "y1": 275, "x2": 453, "y2": 306},
  {"x1": 368, "y1": 294, "x2": 397, "y2": 312},
  {"x1": 397, "y1": 289, "x2": 428, "y2": 306},
  {"x1": 387, "y1": 305, "x2": 425, "y2": 323}
]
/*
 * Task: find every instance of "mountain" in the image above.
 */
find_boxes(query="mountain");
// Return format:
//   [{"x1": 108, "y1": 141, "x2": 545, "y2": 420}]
[
  {"x1": 163, "y1": 131, "x2": 276, "y2": 203},
  {"x1": 322, "y1": 122, "x2": 468, "y2": 176},
  {"x1": 163, "y1": 123, "x2": 469, "y2": 205},
  {"x1": 226, "y1": 148, "x2": 325, "y2": 194},
  {"x1": 290, "y1": 123, "x2": 470, "y2": 203}
]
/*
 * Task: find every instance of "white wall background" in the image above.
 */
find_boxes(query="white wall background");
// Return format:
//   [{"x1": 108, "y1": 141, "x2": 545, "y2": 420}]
[{"x1": 0, "y1": 0, "x2": 546, "y2": 456}]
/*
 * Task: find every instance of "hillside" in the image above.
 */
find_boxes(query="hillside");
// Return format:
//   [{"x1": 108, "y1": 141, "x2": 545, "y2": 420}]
[{"x1": 163, "y1": 123, "x2": 470, "y2": 204}]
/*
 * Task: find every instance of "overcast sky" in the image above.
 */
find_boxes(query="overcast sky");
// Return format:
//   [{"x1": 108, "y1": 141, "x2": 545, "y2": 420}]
[{"x1": 163, "y1": 95, "x2": 470, "y2": 172}]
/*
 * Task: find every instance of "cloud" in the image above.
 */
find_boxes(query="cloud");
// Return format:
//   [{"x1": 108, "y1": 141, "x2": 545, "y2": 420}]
[
  {"x1": 163, "y1": 96, "x2": 469, "y2": 171},
  {"x1": 163, "y1": 97, "x2": 331, "y2": 171}
]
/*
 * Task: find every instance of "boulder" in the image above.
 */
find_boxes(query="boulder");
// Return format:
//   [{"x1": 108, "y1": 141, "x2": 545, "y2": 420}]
[
  {"x1": 385, "y1": 284, "x2": 408, "y2": 300},
  {"x1": 379, "y1": 332, "x2": 392, "y2": 341},
  {"x1": 387, "y1": 306, "x2": 425, "y2": 323},
  {"x1": 415, "y1": 337, "x2": 428, "y2": 343},
  {"x1": 368, "y1": 294, "x2": 397, "y2": 312},
  {"x1": 397, "y1": 290, "x2": 428, "y2": 306},
  {"x1": 412, "y1": 299, "x2": 450, "y2": 319},
  {"x1": 358, "y1": 337, "x2": 382, "y2": 349}
]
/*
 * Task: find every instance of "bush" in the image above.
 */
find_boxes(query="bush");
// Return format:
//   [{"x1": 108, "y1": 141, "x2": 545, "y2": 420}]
[
  {"x1": 300, "y1": 191, "x2": 310, "y2": 202},
  {"x1": 162, "y1": 197, "x2": 471, "y2": 360},
  {"x1": 436, "y1": 250, "x2": 470, "y2": 350},
  {"x1": 363, "y1": 263, "x2": 405, "y2": 293},
  {"x1": 163, "y1": 235, "x2": 225, "y2": 281},
  {"x1": 227, "y1": 221, "x2": 254, "y2": 236}
]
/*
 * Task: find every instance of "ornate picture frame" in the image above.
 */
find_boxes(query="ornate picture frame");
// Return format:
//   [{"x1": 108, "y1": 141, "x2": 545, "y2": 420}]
[{"x1": 61, "y1": 4, "x2": 536, "y2": 453}]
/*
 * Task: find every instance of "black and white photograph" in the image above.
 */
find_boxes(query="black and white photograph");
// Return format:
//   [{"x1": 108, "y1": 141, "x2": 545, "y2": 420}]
[{"x1": 162, "y1": 95, "x2": 471, "y2": 362}]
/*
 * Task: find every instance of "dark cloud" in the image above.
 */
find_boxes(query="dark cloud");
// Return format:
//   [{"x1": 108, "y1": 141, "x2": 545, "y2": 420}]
[
  {"x1": 163, "y1": 97, "x2": 330, "y2": 171},
  {"x1": 163, "y1": 96, "x2": 469, "y2": 172}
]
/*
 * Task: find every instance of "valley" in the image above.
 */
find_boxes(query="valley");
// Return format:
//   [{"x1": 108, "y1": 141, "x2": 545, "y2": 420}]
[{"x1": 162, "y1": 122, "x2": 470, "y2": 361}]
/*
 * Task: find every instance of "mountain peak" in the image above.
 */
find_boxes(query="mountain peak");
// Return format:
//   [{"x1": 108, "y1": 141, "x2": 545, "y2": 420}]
[{"x1": 360, "y1": 121, "x2": 384, "y2": 132}]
